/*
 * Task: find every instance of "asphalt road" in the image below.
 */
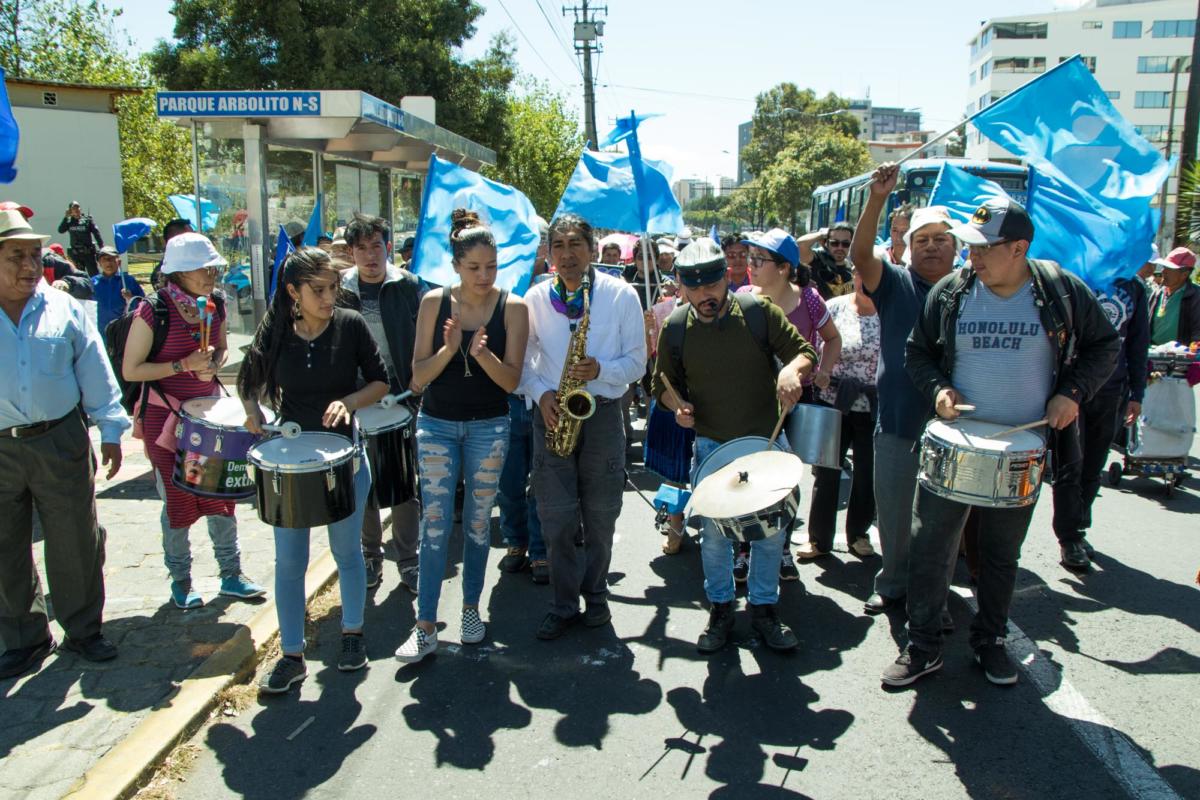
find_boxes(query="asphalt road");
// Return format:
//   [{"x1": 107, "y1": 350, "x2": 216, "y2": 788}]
[{"x1": 173, "y1": 434, "x2": 1199, "y2": 800}]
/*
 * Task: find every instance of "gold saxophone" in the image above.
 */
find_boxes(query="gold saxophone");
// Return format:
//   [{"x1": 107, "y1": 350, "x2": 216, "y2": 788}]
[{"x1": 546, "y1": 275, "x2": 596, "y2": 457}]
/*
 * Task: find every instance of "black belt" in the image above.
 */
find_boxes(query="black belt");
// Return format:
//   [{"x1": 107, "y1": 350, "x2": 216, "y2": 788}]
[{"x1": 1, "y1": 412, "x2": 73, "y2": 439}]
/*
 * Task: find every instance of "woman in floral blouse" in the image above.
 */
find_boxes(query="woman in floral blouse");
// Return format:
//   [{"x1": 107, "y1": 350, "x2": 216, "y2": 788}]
[{"x1": 798, "y1": 268, "x2": 881, "y2": 560}]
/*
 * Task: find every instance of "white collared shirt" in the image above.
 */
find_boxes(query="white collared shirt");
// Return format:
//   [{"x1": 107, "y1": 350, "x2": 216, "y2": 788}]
[{"x1": 521, "y1": 270, "x2": 648, "y2": 403}]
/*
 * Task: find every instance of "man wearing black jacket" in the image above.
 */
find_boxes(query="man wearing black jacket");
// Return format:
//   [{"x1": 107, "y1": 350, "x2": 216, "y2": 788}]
[
  {"x1": 1051, "y1": 276, "x2": 1149, "y2": 570},
  {"x1": 57, "y1": 202, "x2": 104, "y2": 276},
  {"x1": 882, "y1": 199, "x2": 1118, "y2": 688},
  {"x1": 339, "y1": 214, "x2": 426, "y2": 594}
]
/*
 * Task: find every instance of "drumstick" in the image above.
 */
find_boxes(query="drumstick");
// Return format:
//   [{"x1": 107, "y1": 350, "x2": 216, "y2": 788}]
[
  {"x1": 954, "y1": 404, "x2": 976, "y2": 412},
  {"x1": 658, "y1": 372, "x2": 685, "y2": 409},
  {"x1": 196, "y1": 296, "x2": 208, "y2": 351},
  {"x1": 766, "y1": 411, "x2": 787, "y2": 449},
  {"x1": 985, "y1": 418, "x2": 1049, "y2": 439}
]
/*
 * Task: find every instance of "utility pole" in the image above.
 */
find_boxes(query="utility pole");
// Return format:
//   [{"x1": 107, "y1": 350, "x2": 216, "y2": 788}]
[
  {"x1": 1160, "y1": 56, "x2": 1184, "y2": 246},
  {"x1": 1172, "y1": 0, "x2": 1200, "y2": 244},
  {"x1": 564, "y1": 1, "x2": 606, "y2": 150}
]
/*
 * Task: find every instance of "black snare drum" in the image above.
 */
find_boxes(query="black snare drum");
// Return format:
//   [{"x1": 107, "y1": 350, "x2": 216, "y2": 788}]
[
  {"x1": 355, "y1": 404, "x2": 417, "y2": 507},
  {"x1": 248, "y1": 432, "x2": 357, "y2": 528}
]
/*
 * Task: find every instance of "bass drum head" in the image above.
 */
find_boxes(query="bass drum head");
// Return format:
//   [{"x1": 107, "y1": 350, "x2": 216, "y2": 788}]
[
  {"x1": 249, "y1": 432, "x2": 354, "y2": 472},
  {"x1": 356, "y1": 404, "x2": 413, "y2": 435},
  {"x1": 181, "y1": 396, "x2": 270, "y2": 427},
  {"x1": 693, "y1": 436, "x2": 787, "y2": 487}
]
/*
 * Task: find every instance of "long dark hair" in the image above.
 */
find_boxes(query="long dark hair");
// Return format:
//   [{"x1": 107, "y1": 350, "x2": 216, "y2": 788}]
[{"x1": 237, "y1": 247, "x2": 342, "y2": 410}]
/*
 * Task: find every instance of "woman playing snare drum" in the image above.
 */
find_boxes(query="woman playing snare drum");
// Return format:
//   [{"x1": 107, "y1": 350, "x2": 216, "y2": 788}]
[
  {"x1": 238, "y1": 248, "x2": 389, "y2": 694},
  {"x1": 394, "y1": 209, "x2": 528, "y2": 664},
  {"x1": 122, "y1": 233, "x2": 264, "y2": 610}
]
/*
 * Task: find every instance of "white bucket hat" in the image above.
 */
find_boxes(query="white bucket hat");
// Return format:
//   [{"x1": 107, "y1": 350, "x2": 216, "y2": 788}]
[{"x1": 161, "y1": 231, "x2": 227, "y2": 274}]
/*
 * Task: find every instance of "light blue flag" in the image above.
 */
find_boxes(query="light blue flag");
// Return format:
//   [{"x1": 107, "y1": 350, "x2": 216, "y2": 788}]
[
  {"x1": 168, "y1": 194, "x2": 220, "y2": 232},
  {"x1": 929, "y1": 163, "x2": 1014, "y2": 223},
  {"x1": 270, "y1": 224, "x2": 294, "y2": 299},
  {"x1": 303, "y1": 196, "x2": 324, "y2": 247},
  {"x1": 112, "y1": 217, "x2": 156, "y2": 254},
  {"x1": 0, "y1": 68, "x2": 18, "y2": 183},
  {"x1": 710, "y1": 224, "x2": 720, "y2": 244},
  {"x1": 410, "y1": 155, "x2": 540, "y2": 296},
  {"x1": 599, "y1": 112, "x2": 663, "y2": 148},
  {"x1": 971, "y1": 55, "x2": 1167, "y2": 288},
  {"x1": 554, "y1": 148, "x2": 683, "y2": 234}
]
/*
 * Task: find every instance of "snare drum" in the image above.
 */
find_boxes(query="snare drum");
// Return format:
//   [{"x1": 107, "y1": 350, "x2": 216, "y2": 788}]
[
  {"x1": 918, "y1": 419, "x2": 1047, "y2": 508},
  {"x1": 248, "y1": 432, "x2": 358, "y2": 528},
  {"x1": 356, "y1": 404, "x2": 418, "y2": 507},
  {"x1": 173, "y1": 396, "x2": 266, "y2": 499},
  {"x1": 691, "y1": 436, "x2": 800, "y2": 543}
]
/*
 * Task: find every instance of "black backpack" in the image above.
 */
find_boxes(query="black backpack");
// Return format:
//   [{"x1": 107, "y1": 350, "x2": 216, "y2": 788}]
[
  {"x1": 662, "y1": 292, "x2": 773, "y2": 399},
  {"x1": 104, "y1": 290, "x2": 225, "y2": 415}
]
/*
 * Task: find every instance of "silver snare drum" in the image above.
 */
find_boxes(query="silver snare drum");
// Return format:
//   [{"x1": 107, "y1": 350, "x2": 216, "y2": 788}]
[{"x1": 918, "y1": 419, "x2": 1047, "y2": 508}]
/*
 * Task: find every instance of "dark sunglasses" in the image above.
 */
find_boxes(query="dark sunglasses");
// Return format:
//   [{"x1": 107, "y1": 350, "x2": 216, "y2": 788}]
[{"x1": 827, "y1": 239, "x2": 852, "y2": 248}]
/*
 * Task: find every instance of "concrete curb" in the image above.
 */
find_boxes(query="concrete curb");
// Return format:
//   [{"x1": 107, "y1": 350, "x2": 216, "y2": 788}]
[{"x1": 62, "y1": 548, "x2": 341, "y2": 800}]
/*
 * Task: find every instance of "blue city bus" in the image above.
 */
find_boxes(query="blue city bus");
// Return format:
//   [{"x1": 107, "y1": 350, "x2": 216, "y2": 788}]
[{"x1": 809, "y1": 158, "x2": 1028, "y2": 236}]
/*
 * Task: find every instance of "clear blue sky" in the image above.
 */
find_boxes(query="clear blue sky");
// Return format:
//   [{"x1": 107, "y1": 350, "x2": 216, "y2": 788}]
[{"x1": 116, "y1": 0, "x2": 1080, "y2": 181}]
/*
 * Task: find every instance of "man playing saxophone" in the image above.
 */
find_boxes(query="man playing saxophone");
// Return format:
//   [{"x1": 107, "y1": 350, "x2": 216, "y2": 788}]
[{"x1": 522, "y1": 214, "x2": 647, "y2": 640}]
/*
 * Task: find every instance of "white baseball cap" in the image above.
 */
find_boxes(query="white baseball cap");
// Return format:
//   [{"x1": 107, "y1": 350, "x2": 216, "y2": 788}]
[
  {"x1": 161, "y1": 232, "x2": 227, "y2": 274},
  {"x1": 903, "y1": 206, "x2": 956, "y2": 249}
]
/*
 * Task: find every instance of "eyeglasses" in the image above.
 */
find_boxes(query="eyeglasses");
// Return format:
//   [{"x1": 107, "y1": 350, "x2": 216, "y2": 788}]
[
  {"x1": 967, "y1": 240, "x2": 1007, "y2": 254},
  {"x1": 827, "y1": 239, "x2": 852, "y2": 248},
  {"x1": 749, "y1": 255, "x2": 783, "y2": 266}
]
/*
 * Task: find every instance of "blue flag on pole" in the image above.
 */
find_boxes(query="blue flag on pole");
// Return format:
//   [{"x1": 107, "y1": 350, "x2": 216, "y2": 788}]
[
  {"x1": 168, "y1": 194, "x2": 220, "y2": 232},
  {"x1": 270, "y1": 224, "x2": 294, "y2": 299},
  {"x1": 303, "y1": 196, "x2": 324, "y2": 247},
  {"x1": 0, "y1": 68, "x2": 18, "y2": 183},
  {"x1": 554, "y1": 149, "x2": 683, "y2": 234},
  {"x1": 112, "y1": 218, "x2": 157, "y2": 254},
  {"x1": 970, "y1": 56, "x2": 1167, "y2": 289},
  {"x1": 410, "y1": 155, "x2": 540, "y2": 296},
  {"x1": 929, "y1": 163, "x2": 1014, "y2": 223}
]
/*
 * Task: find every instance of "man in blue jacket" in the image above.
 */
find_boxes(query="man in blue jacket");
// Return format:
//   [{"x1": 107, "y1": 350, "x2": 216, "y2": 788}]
[{"x1": 92, "y1": 246, "x2": 144, "y2": 331}]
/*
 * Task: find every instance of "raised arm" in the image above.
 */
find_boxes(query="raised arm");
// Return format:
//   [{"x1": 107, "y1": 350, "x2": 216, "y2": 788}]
[{"x1": 852, "y1": 163, "x2": 900, "y2": 293}]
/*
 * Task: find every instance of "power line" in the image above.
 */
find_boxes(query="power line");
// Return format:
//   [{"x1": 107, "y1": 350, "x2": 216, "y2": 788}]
[
  {"x1": 602, "y1": 83, "x2": 756, "y2": 104},
  {"x1": 533, "y1": 0, "x2": 584, "y2": 76},
  {"x1": 494, "y1": 0, "x2": 575, "y2": 88}
]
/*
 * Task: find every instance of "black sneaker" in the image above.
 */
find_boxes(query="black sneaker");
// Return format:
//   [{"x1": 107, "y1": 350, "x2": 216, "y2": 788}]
[
  {"x1": 1060, "y1": 541, "x2": 1090, "y2": 571},
  {"x1": 364, "y1": 558, "x2": 383, "y2": 590},
  {"x1": 61, "y1": 633, "x2": 117, "y2": 662},
  {"x1": 881, "y1": 646, "x2": 943, "y2": 687},
  {"x1": 499, "y1": 547, "x2": 528, "y2": 573},
  {"x1": 530, "y1": 559, "x2": 550, "y2": 585},
  {"x1": 338, "y1": 633, "x2": 367, "y2": 672},
  {"x1": 749, "y1": 603, "x2": 798, "y2": 652},
  {"x1": 260, "y1": 655, "x2": 307, "y2": 694},
  {"x1": 398, "y1": 565, "x2": 419, "y2": 595},
  {"x1": 584, "y1": 602, "x2": 611, "y2": 628},
  {"x1": 0, "y1": 638, "x2": 56, "y2": 680},
  {"x1": 974, "y1": 638, "x2": 1018, "y2": 685},
  {"x1": 536, "y1": 612, "x2": 577, "y2": 640},
  {"x1": 733, "y1": 550, "x2": 750, "y2": 584},
  {"x1": 696, "y1": 601, "x2": 735, "y2": 654},
  {"x1": 779, "y1": 550, "x2": 800, "y2": 582}
]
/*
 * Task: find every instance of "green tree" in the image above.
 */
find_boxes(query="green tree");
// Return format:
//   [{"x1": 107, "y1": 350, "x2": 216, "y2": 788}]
[
  {"x1": 759, "y1": 128, "x2": 872, "y2": 233},
  {"x1": 149, "y1": 0, "x2": 516, "y2": 157},
  {"x1": 487, "y1": 79, "x2": 583, "y2": 217},
  {"x1": 740, "y1": 83, "x2": 859, "y2": 180},
  {"x1": 0, "y1": 0, "x2": 191, "y2": 222}
]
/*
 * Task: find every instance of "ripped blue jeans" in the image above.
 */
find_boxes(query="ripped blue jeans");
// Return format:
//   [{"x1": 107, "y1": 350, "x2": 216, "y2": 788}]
[{"x1": 415, "y1": 412, "x2": 510, "y2": 624}]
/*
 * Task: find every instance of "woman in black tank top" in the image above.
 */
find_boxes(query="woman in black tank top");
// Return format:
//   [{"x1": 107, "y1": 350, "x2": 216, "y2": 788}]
[{"x1": 395, "y1": 209, "x2": 529, "y2": 664}]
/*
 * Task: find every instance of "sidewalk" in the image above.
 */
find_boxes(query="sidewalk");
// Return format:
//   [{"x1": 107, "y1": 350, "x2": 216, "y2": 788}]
[{"x1": 0, "y1": 430, "x2": 319, "y2": 800}]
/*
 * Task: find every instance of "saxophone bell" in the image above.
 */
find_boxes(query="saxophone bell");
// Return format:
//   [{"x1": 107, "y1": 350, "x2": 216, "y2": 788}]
[{"x1": 561, "y1": 387, "x2": 596, "y2": 422}]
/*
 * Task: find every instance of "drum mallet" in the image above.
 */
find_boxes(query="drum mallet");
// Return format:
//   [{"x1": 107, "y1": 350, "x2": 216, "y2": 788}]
[
  {"x1": 953, "y1": 404, "x2": 977, "y2": 413},
  {"x1": 262, "y1": 421, "x2": 302, "y2": 439},
  {"x1": 379, "y1": 390, "x2": 414, "y2": 409},
  {"x1": 985, "y1": 418, "x2": 1048, "y2": 440}
]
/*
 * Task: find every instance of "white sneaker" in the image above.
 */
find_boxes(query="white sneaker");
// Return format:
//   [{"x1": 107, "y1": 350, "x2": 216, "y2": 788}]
[
  {"x1": 395, "y1": 627, "x2": 438, "y2": 663},
  {"x1": 461, "y1": 607, "x2": 486, "y2": 644}
]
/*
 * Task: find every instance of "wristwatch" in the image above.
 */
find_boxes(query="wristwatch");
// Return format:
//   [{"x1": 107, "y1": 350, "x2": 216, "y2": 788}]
[{"x1": 171, "y1": 360, "x2": 183, "y2": 374}]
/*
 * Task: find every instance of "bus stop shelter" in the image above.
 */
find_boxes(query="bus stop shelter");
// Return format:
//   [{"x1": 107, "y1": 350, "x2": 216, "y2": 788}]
[{"x1": 157, "y1": 89, "x2": 495, "y2": 335}]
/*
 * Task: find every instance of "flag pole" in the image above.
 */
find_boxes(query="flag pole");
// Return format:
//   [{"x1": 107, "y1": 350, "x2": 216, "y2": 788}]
[
  {"x1": 898, "y1": 54, "x2": 1085, "y2": 165},
  {"x1": 640, "y1": 233, "x2": 654, "y2": 309}
]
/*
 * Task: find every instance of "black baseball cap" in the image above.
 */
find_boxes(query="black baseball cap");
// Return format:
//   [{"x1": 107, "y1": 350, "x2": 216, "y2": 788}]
[{"x1": 949, "y1": 197, "x2": 1035, "y2": 246}]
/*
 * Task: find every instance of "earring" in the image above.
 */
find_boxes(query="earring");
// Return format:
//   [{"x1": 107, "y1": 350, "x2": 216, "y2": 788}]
[{"x1": 292, "y1": 300, "x2": 301, "y2": 318}]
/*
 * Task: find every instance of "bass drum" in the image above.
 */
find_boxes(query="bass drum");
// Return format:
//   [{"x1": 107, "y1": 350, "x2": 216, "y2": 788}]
[
  {"x1": 172, "y1": 396, "x2": 267, "y2": 499},
  {"x1": 690, "y1": 436, "x2": 799, "y2": 543},
  {"x1": 248, "y1": 432, "x2": 358, "y2": 528}
]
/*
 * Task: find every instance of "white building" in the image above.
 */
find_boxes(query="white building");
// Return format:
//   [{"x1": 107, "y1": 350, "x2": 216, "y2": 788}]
[
  {"x1": 3, "y1": 77, "x2": 135, "y2": 252},
  {"x1": 965, "y1": 0, "x2": 1194, "y2": 241},
  {"x1": 672, "y1": 178, "x2": 713, "y2": 207}
]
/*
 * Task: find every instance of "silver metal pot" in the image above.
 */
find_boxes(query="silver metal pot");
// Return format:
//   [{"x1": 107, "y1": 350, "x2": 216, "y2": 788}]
[{"x1": 784, "y1": 404, "x2": 843, "y2": 469}]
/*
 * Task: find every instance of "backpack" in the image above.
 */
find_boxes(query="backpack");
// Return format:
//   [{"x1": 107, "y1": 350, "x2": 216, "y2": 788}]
[
  {"x1": 663, "y1": 292, "x2": 773, "y2": 399},
  {"x1": 104, "y1": 290, "x2": 225, "y2": 415}
]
